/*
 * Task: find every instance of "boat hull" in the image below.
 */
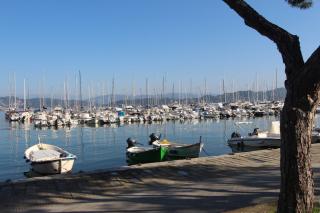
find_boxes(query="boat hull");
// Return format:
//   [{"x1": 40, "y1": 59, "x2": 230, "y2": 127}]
[
  {"x1": 25, "y1": 143, "x2": 76, "y2": 175},
  {"x1": 153, "y1": 140, "x2": 203, "y2": 159},
  {"x1": 126, "y1": 147, "x2": 168, "y2": 165},
  {"x1": 166, "y1": 142, "x2": 203, "y2": 159},
  {"x1": 31, "y1": 158, "x2": 75, "y2": 174},
  {"x1": 227, "y1": 137, "x2": 280, "y2": 148}
]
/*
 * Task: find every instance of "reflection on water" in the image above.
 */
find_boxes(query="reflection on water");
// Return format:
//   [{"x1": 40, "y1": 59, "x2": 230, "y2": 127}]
[{"x1": 1, "y1": 112, "x2": 307, "y2": 182}]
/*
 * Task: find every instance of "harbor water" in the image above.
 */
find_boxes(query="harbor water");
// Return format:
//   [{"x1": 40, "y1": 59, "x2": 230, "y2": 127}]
[{"x1": 0, "y1": 111, "x2": 308, "y2": 182}]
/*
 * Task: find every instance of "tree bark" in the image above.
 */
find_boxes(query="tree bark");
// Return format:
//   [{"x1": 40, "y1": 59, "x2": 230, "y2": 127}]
[
  {"x1": 222, "y1": 0, "x2": 320, "y2": 212},
  {"x1": 279, "y1": 82, "x2": 315, "y2": 212}
]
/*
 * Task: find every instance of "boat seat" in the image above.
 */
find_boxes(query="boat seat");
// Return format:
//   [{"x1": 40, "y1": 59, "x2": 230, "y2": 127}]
[{"x1": 30, "y1": 149, "x2": 62, "y2": 162}]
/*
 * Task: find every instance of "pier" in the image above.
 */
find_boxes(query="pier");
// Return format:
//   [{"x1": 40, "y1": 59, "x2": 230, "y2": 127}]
[{"x1": 1, "y1": 145, "x2": 320, "y2": 212}]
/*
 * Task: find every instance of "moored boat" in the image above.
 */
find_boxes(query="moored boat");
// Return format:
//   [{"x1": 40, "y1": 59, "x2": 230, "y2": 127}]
[
  {"x1": 227, "y1": 121, "x2": 281, "y2": 148},
  {"x1": 126, "y1": 138, "x2": 168, "y2": 165},
  {"x1": 24, "y1": 140, "x2": 76, "y2": 174},
  {"x1": 149, "y1": 133, "x2": 204, "y2": 159},
  {"x1": 153, "y1": 140, "x2": 203, "y2": 159}
]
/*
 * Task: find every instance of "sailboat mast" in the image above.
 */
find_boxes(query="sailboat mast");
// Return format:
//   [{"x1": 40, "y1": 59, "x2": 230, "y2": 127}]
[
  {"x1": 8, "y1": 73, "x2": 12, "y2": 109},
  {"x1": 232, "y1": 80, "x2": 235, "y2": 103},
  {"x1": 74, "y1": 74, "x2": 78, "y2": 111},
  {"x1": 247, "y1": 83, "x2": 250, "y2": 102},
  {"x1": 189, "y1": 79, "x2": 192, "y2": 105},
  {"x1": 272, "y1": 78, "x2": 275, "y2": 101},
  {"x1": 145, "y1": 78, "x2": 149, "y2": 106},
  {"x1": 178, "y1": 80, "x2": 181, "y2": 105},
  {"x1": 172, "y1": 83, "x2": 174, "y2": 104},
  {"x1": 111, "y1": 76, "x2": 115, "y2": 107},
  {"x1": 275, "y1": 68, "x2": 278, "y2": 101},
  {"x1": 51, "y1": 91, "x2": 53, "y2": 111},
  {"x1": 78, "y1": 70, "x2": 83, "y2": 110},
  {"x1": 14, "y1": 72, "x2": 17, "y2": 109},
  {"x1": 39, "y1": 83, "x2": 42, "y2": 111},
  {"x1": 256, "y1": 72, "x2": 258, "y2": 103},
  {"x1": 131, "y1": 79, "x2": 135, "y2": 106},
  {"x1": 204, "y1": 78, "x2": 207, "y2": 104},
  {"x1": 102, "y1": 81, "x2": 105, "y2": 108},
  {"x1": 23, "y1": 78, "x2": 26, "y2": 111},
  {"x1": 223, "y1": 79, "x2": 226, "y2": 103},
  {"x1": 64, "y1": 81, "x2": 67, "y2": 108},
  {"x1": 42, "y1": 74, "x2": 46, "y2": 108},
  {"x1": 88, "y1": 85, "x2": 92, "y2": 111}
]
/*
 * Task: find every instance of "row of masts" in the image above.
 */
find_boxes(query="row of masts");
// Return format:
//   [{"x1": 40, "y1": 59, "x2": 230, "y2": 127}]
[{"x1": 7, "y1": 70, "x2": 281, "y2": 111}]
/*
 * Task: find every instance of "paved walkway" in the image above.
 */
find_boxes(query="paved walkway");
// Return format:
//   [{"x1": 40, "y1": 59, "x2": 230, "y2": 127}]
[{"x1": 1, "y1": 144, "x2": 320, "y2": 213}]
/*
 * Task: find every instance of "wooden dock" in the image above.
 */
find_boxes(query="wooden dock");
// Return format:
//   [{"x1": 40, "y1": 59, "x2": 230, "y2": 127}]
[{"x1": 1, "y1": 144, "x2": 320, "y2": 212}]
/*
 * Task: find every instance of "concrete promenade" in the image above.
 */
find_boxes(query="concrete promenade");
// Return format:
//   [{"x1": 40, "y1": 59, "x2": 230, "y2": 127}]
[{"x1": 1, "y1": 144, "x2": 320, "y2": 212}]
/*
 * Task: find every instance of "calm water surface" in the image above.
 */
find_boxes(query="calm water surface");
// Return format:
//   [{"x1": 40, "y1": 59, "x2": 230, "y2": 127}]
[{"x1": 0, "y1": 112, "x2": 297, "y2": 182}]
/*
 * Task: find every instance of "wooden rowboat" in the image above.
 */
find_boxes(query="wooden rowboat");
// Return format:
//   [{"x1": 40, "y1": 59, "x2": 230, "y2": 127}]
[
  {"x1": 152, "y1": 138, "x2": 203, "y2": 159},
  {"x1": 24, "y1": 142, "x2": 76, "y2": 174},
  {"x1": 126, "y1": 146, "x2": 168, "y2": 165}
]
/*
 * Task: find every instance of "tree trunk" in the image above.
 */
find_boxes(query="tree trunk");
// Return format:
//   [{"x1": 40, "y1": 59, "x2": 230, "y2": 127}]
[
  {"x1": 222, "y1": 1, "x2": 320, "y2": 211},
  {"x1": 278, "y1": 85, "x2": 315, "y2": 212}
]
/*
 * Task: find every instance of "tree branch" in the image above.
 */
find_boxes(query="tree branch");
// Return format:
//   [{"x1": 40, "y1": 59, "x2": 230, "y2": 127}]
[
  {"x1": 223, "y1": 0, "x2": 304, "y2": 76},
  {"x1": 305, "y1": 46, "x2": 320, "y2": 67},
  {"x1": 300, "y1": 46, "x2": 320, "y2": 103}
]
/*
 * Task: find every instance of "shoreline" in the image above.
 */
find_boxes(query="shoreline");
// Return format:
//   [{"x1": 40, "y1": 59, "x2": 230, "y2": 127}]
[{"x1": 1, "y1": 146, "x2": 319, "y2": 212}]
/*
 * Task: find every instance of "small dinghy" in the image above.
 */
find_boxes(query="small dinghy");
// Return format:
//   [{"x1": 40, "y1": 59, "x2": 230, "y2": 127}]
[
  {"x1": 24, "y1": 139, "x2": 76, "y2": 174},
  {"x1": 149, "y1": 133, "x2": 204, "y2": 159},
  {"x1": 126, "y1": 138, "x2": 168, "y2": 165}
]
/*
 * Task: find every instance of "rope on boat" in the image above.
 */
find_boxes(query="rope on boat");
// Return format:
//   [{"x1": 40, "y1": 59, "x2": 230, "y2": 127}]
[
  {"x1": 199, "y1": 136, "x2": 210, "y2": 156},
  {"x1": 202, "y1": 147, "x2": 210, "y2": 156}
]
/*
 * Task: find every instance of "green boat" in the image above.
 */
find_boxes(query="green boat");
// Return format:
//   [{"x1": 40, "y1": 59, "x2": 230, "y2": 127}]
[{"x1": 126, "y1": 146, "x2": 168, "y2": 165}]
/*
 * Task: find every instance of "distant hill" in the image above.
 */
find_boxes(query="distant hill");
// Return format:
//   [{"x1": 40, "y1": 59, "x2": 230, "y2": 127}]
[
  {"x1": 202, "y1": 87, "x2": 286, "y2": 103},
  {"x1": 0, "y1": 88, "x2": 286, "y2": 110}
]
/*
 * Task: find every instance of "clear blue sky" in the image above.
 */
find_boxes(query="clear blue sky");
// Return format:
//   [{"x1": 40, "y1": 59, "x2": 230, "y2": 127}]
[{"x1": 0, "y1": 0, "x2": 319, "y2": 98}]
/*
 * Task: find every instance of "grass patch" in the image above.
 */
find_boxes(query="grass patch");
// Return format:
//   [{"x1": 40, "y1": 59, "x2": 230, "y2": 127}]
[
  {"x1": 225, "y1": 202, "x2": 276, "y2": 213},
  {"x1": 313, "y1": 202, "x2": 320, "y2": 213}
]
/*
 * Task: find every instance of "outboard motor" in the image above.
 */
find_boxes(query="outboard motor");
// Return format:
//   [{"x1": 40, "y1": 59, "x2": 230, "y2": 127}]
[
  {"x1": 231, "y1": 131, "x2": 241, "y2": 138},
  {"x1": 127, "y1": 138, "x2": 137, "y2": 149},
  {"x1": 252, "y1": 128, "x2": 259, "y2": 136},
  {"x1": 149, "y1": 133, "x2": 160, "y2": 145},
  {"x1": 248, "y1": 128, "x2": 259, "y2": 136}
]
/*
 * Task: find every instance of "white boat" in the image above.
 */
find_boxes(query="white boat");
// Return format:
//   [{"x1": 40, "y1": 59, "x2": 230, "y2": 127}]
[
  {"x1": 227, "y1": 121, "x2": 281, "y2": 148},
  {"x1": 33, "y1": 111, "x2": 48, "y2": 127},
  {"x1": 9, "y1": 112, "x2": 20, "y2": 122},
  {"x1": 24, "y1": 142, "x2": 76, "y2": 174}
]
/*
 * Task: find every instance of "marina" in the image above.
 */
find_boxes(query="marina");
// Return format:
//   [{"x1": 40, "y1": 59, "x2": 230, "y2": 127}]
[
  {"x1": 0, "y1": 110, "x2": 285, "y2": 182},
  {"x1": 0, "y1": 0, "x2": 319, "y2": 211}
]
